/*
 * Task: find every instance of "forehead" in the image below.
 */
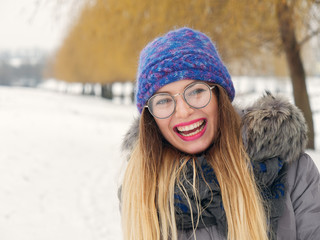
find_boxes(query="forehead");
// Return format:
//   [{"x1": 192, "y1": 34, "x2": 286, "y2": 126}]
[{"x1": 156, "y1": 79, "x2": 196, "y2": 94}]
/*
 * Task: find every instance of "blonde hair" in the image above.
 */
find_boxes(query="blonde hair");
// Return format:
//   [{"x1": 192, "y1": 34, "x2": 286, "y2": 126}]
[{"x1": 121, "y1": 86, "x2": 269, "y2": 240}]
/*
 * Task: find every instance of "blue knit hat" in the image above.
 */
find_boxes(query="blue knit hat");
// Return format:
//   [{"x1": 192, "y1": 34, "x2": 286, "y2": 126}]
[{"x1": 136, "y1": 27, "x2": 235, "y2": 113}]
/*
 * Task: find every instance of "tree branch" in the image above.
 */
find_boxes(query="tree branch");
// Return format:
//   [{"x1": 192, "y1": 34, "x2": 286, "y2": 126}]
[
  {"x1": 290, "y1": 0, "x2": 298, "y2": 10},
  {"x1": 299, "y1": 28, "x2": 320, "y2": 46}
]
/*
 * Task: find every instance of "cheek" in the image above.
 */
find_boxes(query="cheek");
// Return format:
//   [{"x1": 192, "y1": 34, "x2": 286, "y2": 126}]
[
  {"x1": 154, "y1": 118, "x2": 171, "y2": 138},
  {"x1": 207, "y1": 100, "x2": 219, "y2": 137},
  {"x1": 211, "y1": 114, "x2": 219, "y2": 139}
]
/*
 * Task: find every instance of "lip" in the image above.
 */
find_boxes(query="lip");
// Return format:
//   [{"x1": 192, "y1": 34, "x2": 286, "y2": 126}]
[{"x1": 173, "y1": 118, "x2": 207, "y2": 141}]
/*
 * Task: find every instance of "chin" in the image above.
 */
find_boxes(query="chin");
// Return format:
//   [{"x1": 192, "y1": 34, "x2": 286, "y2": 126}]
[{"x1": 177, "y1": 143, "x2": 211, "y2": 155}]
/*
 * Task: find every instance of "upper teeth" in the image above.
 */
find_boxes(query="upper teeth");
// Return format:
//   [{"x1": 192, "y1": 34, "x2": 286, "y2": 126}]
[{"x1": 177, "y1": 120, "x2": 204, "y2": 132}]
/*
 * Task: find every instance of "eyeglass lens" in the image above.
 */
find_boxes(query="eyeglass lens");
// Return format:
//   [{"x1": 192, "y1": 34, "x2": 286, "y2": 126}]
[{"x1": 148, "y1": 83, "x2": 212, "y2": 119}]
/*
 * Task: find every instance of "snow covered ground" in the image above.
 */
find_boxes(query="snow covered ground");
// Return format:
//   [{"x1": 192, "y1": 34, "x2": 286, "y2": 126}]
[
  {"x1": 0, "y1": 78, "x2": 319, "y2": 240},
  {"x1": 0, "y1": 86, "x2": 137, "y2": 240}
]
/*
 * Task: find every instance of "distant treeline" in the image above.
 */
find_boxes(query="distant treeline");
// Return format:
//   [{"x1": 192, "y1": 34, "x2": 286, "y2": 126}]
[
  {"x1": 0, "y1": 50, "x2": 47, "y2": 87},
  {"x1": 0, "y1": 62, "x2": 45, "y2": 87}
]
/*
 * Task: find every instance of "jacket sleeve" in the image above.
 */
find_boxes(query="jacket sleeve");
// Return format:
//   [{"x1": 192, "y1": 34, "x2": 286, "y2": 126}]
[{"x1": 289, "y1": 153, "x2": 320, "y2": 239}]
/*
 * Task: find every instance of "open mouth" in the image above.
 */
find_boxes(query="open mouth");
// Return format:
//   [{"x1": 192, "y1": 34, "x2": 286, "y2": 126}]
[{"x1": 174, "y1": 119, "x2": 207, "y2": 141}]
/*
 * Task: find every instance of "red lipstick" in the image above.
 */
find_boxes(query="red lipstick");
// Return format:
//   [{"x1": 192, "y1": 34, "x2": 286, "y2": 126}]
[{"x1": 174, "y1": 118, "x2": 207, "y2": 141}]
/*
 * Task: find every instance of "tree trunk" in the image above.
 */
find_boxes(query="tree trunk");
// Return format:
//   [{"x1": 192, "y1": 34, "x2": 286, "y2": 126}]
[
  {"x1": 82, "y1": 83, "x2": 86, "y2": 95},
  {"x1": 120, "y1": 82, "x2": 125, "y2": 103},
  {"x1": 89, "y1": 83, "x2": 95, "y2": 96},
  {"x1": 276, "y1": 0, "x2": 314, "y2": 149},
  {"x1": 101, "y1": 83, "x2": 114, "y2": 99},
  {"x1": 131, "y1": 82, "x2": 135, "y2": 104}
]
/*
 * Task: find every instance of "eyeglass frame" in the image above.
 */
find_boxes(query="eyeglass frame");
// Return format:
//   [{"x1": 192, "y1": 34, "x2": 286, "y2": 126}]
[{"x1": 144, "y1": 81, "x2": 216, "y2": 119}]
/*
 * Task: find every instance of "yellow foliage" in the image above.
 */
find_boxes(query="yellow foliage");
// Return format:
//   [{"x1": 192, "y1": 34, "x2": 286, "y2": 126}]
[{"x1": 52, "y1": 0, "x2": 319, "y2": 83}]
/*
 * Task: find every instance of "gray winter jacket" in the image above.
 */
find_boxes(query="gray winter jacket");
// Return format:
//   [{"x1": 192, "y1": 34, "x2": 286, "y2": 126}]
[
  {"x1": 178, "y1": 153, "x2": 320, "y2": 240},
  {"x1": 121, "y1": 93, "x2": 320, "y2": 240}
]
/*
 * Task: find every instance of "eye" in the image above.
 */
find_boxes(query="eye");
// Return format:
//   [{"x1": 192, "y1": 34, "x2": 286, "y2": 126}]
[
  {"x1": 187, "y1": 87, "x2": 207, "y2": 97},
  {"x1": 155, "y1": 97, "x2": 172, "y2": 106}
]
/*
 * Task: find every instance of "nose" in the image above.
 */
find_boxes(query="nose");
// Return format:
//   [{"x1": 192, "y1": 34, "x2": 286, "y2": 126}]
[{"x1": 174, "y1": 95, "x2": 194, "y2": 118}]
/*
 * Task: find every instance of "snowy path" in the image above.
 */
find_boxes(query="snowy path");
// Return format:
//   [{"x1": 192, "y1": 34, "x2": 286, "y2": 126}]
[
  {"x1": 0, "y1": 86, "x2": 319, "y2": 240},
  {"x1": 0, "y1": 86, "x2": 137, "y2": 240}
]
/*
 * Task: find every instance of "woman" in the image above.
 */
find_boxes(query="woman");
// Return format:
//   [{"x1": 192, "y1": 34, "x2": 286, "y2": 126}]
[{"x1": 120, "y1": 28, "x2": 320, "y2": 240}]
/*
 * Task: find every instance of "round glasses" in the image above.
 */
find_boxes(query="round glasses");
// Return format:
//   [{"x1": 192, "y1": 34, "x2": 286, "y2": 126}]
[{"x1": 145, "y1": 82, "x2": 216, "y2": 119}]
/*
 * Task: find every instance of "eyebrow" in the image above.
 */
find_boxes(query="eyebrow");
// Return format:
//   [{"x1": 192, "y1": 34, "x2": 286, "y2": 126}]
[{"x1": 155, "y1": 80, "x2": 198, "y2": 94}]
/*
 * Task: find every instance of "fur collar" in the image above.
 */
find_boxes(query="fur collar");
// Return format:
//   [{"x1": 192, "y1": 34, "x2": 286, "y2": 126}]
[{"x1": 122, "y1": 92, "x2": 308, "y2": 163}]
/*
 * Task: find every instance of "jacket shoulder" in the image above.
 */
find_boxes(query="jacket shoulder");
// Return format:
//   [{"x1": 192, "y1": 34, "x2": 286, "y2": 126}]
[
  {"x1": 277, "y1": 153, "x2": 320, "y2": 239},
  {"x1": 121, "y1": 117, "x2": 139, "y2": 160},
  {"x1": 287, "y1": 153, "x2": 320, "y2": 199}
]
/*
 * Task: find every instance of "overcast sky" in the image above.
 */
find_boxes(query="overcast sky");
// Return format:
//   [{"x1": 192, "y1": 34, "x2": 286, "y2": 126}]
[{"x1": 0, "y1": 0, "x2": 82, "y2": 52}]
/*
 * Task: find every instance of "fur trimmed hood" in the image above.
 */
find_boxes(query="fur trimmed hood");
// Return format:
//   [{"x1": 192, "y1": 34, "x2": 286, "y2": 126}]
[{"x1": 122, "y1": 92, "x2": 308, "y2": 163}]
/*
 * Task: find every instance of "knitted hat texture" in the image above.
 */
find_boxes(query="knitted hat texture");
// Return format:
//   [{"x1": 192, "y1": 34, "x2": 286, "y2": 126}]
[{"x1": 136, "y1": 27, "x2": 234, "y2": 113}]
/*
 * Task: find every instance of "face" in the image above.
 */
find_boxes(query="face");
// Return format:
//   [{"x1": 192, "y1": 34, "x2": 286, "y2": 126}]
[{"x1": 153, "y1": 80, "x2": 219, "y2": 154}]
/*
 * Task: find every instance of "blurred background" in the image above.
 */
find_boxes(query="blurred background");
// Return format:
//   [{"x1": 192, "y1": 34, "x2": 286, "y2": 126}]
[{"x1": 0, "y1": 0, "x2": 319, "y2": 239}]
